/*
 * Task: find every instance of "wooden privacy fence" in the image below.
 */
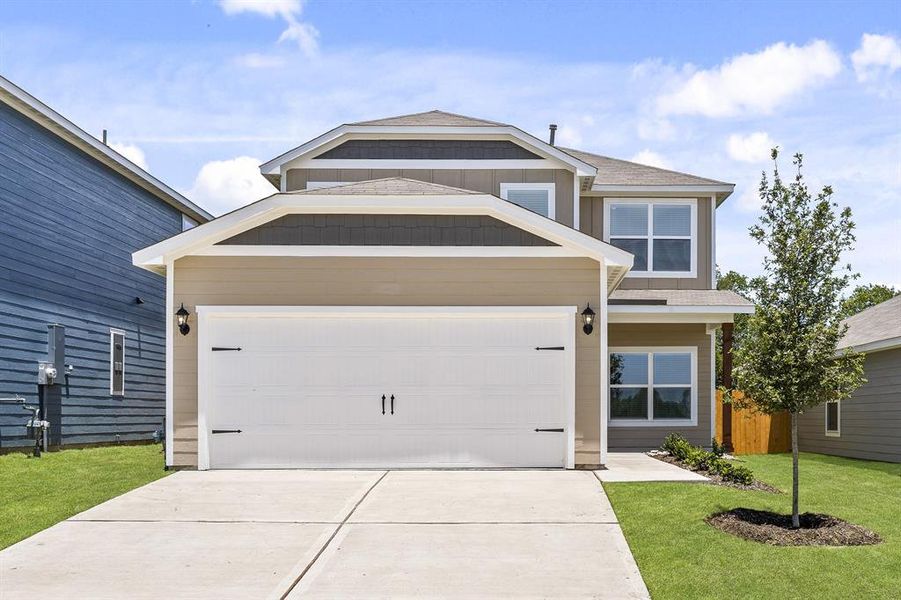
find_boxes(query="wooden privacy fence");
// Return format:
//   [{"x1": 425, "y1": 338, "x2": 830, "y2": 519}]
[{"x1": 715, "y1": 390, "x2": 791, "y2": 455}]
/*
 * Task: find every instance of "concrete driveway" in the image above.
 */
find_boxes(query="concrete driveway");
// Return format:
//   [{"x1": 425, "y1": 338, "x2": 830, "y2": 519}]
[{"x1": 0, "y1": 470, "x2": 649, "y2": 599}]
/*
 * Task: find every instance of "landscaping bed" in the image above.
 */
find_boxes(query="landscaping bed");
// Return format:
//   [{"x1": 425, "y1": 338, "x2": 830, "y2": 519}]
[
  {"x1": 706, "y1": 507, "x2": 882, "y2": 546},
  {"x1": 654, "y1": 434, "x2": 780, "y2": 493},
  {"x1": 650, "y1": 451, "x2": 781, "y2": 493}
]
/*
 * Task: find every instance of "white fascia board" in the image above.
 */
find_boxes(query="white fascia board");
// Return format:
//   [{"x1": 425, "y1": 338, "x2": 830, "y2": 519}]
[
  {"x1": 260, "y1": 125, "x2": 598, "y2": 177},
  {"x1": 195, "y1": 245, "x2": 585, "y2": 258},
  {"x1": 133, "y1": 192, "x2": 636, "y2": 271},
  {"x1": 838, "y1": 336, "x2": 901, "y2": 355},
  {"x1": 196, "y1": 305, "x2": 578, "y2": 318},
  {"x1": 0, "y1": 76, "x2": 212, "y2": 222},
  {"x1": 286, "y1": 159, "x2": 556, "y2": 170},
  {"x1": 608, "y1": 304, "x2": 755, "y2": 314},
  {"x1": 589, "y1": 184, "x2": 735, "y2": 205}
]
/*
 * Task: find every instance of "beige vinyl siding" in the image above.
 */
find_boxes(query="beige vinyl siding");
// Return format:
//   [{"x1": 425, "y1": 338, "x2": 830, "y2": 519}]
[
  {"x1": 798, "y1": 348, "x2": 901, "y2": 463},
  {"x1": 607, "y1": 323, "x2": 713, "y2": 450},
  {"x1": 579, "y1": 196, "x2": 713, "y2": 289},
  {"x1": 172, "y1": 256, "x2": 602, "y2": 467},
  {"x1": 285, "y1": 168, "x2": 575, "y2": 227}
]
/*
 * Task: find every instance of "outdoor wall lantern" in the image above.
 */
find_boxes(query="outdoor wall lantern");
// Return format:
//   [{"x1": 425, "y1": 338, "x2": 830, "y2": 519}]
[
  {"x1": 176, "y1": 303, "x2": 191, "y2": 336},
  {"x1": 581, "y1": 303, "x2": 596, "y2": 335}
]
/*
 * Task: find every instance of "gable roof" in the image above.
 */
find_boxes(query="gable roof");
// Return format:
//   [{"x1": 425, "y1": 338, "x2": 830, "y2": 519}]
[
  {"x1": 351, "y1": 110, "x2": 508, "y2": 128},
  {"x1": 839, "y1": 294, "x2": 901, "y2": 352},
  {"x1": 561, "y1": 148, "x2": 728, "y2": 187},
  {"x1": 0, "y1": 75, "x2": 212, "y2": 223},
  {"x1": 288, "y1": 177, "x2": 479, "y2": 196},
  {"x1": 133, "y1": 177, "x2": 634, "y2": 288}
]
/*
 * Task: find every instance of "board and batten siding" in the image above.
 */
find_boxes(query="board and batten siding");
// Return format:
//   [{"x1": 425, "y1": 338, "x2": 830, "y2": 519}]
[
  {"x1": 172, "y1": 256, "x2": 602, "y2": 467},
  {"x1": 607, "y1": 323, "x2": 714, "y2": 450},
  {"x1": 0, "y1": 101, "x2": 179, "y2": 447},
  {"x1": 285, "y1": 168, "x2": 576, "y2": 228},
  {"x1": 579, "y1": 196, "x2": 714, "y2": 290},
  {"x1": 798, "y1": 348, "x2": 901, "y2": 463}
]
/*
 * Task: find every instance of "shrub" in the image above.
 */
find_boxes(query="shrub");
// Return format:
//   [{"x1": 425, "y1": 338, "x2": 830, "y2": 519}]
[
  {"x1": 711, "y1": 437, "x2": 727, "y2": 457},
  {"x1": 660, "y1": 433, "x2": 755, "y2": 485}
]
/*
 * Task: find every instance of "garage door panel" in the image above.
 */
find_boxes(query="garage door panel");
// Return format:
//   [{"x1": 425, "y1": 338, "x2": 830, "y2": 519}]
[{"x1": 203, "y1": 310, "x2": 572, "y2": 469}]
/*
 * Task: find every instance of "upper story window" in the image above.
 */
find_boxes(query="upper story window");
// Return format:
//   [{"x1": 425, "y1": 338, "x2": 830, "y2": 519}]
[
  {"x1": 500, "y1": 183, "x2": 555, "y2": 219},
  {"x1": 604, "y1": 198, "x2": 696, "y2": 277}
]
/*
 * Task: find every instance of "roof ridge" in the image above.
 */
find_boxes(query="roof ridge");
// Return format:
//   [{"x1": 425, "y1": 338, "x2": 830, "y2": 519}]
[
  {"x1": 286, "y1": 176, "x2": 481, "y2": 195},
  {"x1": 843, "y1": 293, "x2": 901, "y2": 324},
  {"x1": 559, "y1": 146, "x2": 730, "y2": 186},
  {"x1": 349, "y1": 109, "x2": 508, "y2": 127}
]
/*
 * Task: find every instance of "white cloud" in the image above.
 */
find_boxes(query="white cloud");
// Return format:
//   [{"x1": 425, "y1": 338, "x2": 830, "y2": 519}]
[
  {"x1": 109, "y1": 142, "x2": 148, "y2": 170},
  {"x1": 726, "y1": 132, "x2": 777, "y2": 163},
  {"x1": 630, "y1": 149, "x2": 672, "y2": 170},
  {"x1": 219, "y1": 0, "x2": 319, "y2": 58},
  {"x1": 186, "y1": 156, "x2": 275, "y2": 215},
  {"x1": 851, "y1": 33, "x2": 901, "y2": 82},
  {"x1": 235, "y1": 52, "x2": 287, "y2": 69},
  {"x1": 555, "y1": 124, "x2": 583, "y2": 147},
  {"x1": 657, "y1": 40, "x2": 842, "y2": 117}
]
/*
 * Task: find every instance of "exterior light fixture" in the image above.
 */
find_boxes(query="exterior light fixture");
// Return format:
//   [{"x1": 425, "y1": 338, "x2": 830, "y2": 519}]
[
  {"x1": 176, "y1": 303, "x2": 191, "y2": 336},
  {"x1": 581, "y1": 303, "x2": 596, "y2": 335}
]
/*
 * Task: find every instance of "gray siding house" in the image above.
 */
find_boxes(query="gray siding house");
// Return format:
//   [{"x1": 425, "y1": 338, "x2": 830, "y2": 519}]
[
  {"x1": 799, "y1": 295, "x2": 901, "y2": 463},
  {"x1": 0, "y1": 76, "x2": 211, "y2": 449}
]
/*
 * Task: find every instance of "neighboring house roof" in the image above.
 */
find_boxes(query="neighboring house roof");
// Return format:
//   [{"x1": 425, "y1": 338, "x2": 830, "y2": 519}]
[
  {"x1": 132, "y1": 177, "x2": 634, "y2": 290},
  {"x1": 351, "y1": 110, "x2": 508, "y2": 127},
  {"x1": 838, "y1": 295, "x2": 901, "y2": 353},
  {"x1": 287, "y1": 178, "x2": 479, "y2": 196},
  {"x1": 0, "y1": 75, "x2": 212, "y2": 223}
]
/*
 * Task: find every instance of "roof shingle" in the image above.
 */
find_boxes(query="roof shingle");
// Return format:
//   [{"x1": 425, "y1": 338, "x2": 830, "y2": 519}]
[
  {"x1": 351, "y1": 110, "x2": 508, "y2": 127},
  {"x1": 288, "y1": 177, "x2": 480, "y2": 196},
  {"x1": 610, "y1": 289, "x2": 753, "y2": 307},
  {"x1": 839, "y1": 294, "x2": 901, "y2": 350},
  {"x1": 561, "y1": 147, "x2": 730, "y2": 187}
]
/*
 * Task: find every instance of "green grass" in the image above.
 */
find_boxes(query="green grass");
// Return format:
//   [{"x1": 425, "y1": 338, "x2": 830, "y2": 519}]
[
  {"x1": 0, "y1": 444, "x2": 168, "y2": 549},
  {"x1": 605, "y1": 452, "x2": 901, "y2": 600}
]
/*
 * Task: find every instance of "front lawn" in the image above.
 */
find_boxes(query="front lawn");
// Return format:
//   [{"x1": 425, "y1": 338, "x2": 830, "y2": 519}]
[
  {"x1": 0, "y1": 444, "x2": 168, "y2": 549},
  {"x1": 605, "y1": 452, "x2": 901, "y2": 600}
]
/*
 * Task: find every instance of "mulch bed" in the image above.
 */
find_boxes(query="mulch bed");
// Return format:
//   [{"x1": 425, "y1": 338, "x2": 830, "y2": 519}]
[
  {"x1": 706, "y1": 508, "x2": 882, "y2": 546},
  {"x1": 649, "y1": 452, "x2": 781, "y2": 493}
]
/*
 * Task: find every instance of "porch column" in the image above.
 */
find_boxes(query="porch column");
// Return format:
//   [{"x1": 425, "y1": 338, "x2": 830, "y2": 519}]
[
  {"x1": 599, "y1": 259, "x2": 609, "y2": 466},
  {"x1": 721, "y1": 322, "x2": 734, "y2": 450}
]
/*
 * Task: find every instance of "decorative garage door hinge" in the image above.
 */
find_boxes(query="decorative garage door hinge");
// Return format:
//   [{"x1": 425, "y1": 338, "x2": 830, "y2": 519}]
[
  {"x1": 211, "y1": 347, "x2": 242, "y2": 351},
  {"x1": 534, "y1": 346, "x2": 564, "y2": 351},
  {"x1": 211, "y1": 429, "x2": 242, "y2": 434},
  {"x1": 534, "y1": 428, "x2": 564, "y2": 432}
]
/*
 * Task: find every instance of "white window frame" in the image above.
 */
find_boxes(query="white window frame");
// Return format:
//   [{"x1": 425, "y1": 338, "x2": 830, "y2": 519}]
[
  {"x1": 181, "y1": 214, "x2": 198, "y2": 231},
  {"x1": 603, "y1": 198, "x2": 697, "y2": 278},
  {"x1": 109, "y1": 328, "x2": 126, "y2": 397},
  {"x1": 500, "y1": 182, "x2": 556, "y2": 219},
  {"x1": 825, "y1": 401, "x2": 841, "y2": 437},
  {"x1": 305, "y1": 181, "x2": 345, "y2": 190},
  {"x1": 608, "y1": 346, "x2": 697, "y2": 427}
]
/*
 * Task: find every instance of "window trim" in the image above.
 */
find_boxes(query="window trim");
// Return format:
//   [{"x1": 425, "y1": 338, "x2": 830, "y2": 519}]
[
  {"x1": 109, "y1": 328, "x2": 126, "y2": 397},
  {"x1": 608, "y1": 346, "x2": 698, "y2": 427},
  {"x1": 603, "y1": 197, "x2": 697, "y2": 278},
  {"x1": 825, "y1": 401, "x2": 841, "y2": 437},
  {"x1": 499, "y1": 182, "x2": 556, "y2": 219}
]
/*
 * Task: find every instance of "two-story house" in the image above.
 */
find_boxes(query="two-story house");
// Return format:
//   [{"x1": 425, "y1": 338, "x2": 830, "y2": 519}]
[
  {"x1": 0, "y1": 76, "x2": 211, "y2": 450},
  {"x1": 133, "y1": 110, "x2": 752, "y2": 469}
]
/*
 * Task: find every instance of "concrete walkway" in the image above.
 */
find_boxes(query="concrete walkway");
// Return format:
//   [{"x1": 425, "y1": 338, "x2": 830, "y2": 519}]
[
  {"x1": 0, "y1": 470, "x2": 649, "y2": 599},
  {"x1": 596, "y1": 452, "x2": 709, "y2": 482}
]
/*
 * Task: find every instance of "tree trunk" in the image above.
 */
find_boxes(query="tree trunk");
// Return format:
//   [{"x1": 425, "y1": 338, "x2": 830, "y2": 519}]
[{"x1": 791, "y1": 411, "x2": 800, "y2": 529}]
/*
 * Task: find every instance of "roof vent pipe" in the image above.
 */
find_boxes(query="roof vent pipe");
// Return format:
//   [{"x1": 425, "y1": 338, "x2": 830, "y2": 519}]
[
  {"x1": 548, "y1": 124, "x2": 557, "y2": 146},
  {"x1": 102, "y1": 129, "x2": 108, "y2": 145}
]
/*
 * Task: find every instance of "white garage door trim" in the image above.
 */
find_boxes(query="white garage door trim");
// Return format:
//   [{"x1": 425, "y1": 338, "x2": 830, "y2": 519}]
[{"x1": 196, "y1": 306, "x2": 577, "y2": 470}]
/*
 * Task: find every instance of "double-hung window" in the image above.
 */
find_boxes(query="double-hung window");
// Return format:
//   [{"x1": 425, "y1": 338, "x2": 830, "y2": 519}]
[
  {"x1": 825, "y1": 401, "x2": 840, "y2": 437},
  {"x1": 500, "y1": 183, "x2": 555, "y2": 219},
  {"x1": 609, "y1": 347, "x2": 696, "y2": 425},
  {"x1": 605, "y1": 199, "x2": 696, "y2": 276}
]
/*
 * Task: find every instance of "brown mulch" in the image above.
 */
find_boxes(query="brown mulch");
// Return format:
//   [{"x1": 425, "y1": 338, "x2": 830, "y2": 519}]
[
  {"x1": 706, "y1": 508, "x2": 882, "y2": 546},
  {"x1": 650, "y1": 453, "x2": 781, "y2": 493}
]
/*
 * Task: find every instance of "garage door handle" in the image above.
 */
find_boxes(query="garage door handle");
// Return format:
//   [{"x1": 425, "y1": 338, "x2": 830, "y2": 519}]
[
  {"x1": 211, "y1": 347, "x2": 242, "y2": 352},
  {"x1": 381, "y1": 394, "x2": 386, "y2": 415},
  {"x1": 390, "y1": 394, "x2": 395, "y2": 415},
  {"x1": 535, "y1": 346, "x2": 564, "y2": 351},
  {"x1": 211, "y1": 429, "x2": 242, "y2": 434},
  {"x1": 534, "y1": 428, "x2": 564, "y2": 432}
]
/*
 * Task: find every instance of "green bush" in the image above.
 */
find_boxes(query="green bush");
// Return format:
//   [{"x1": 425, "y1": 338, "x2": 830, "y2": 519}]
[{"x1": 659, "y1": 433, "x2": 754, "y2": 485}]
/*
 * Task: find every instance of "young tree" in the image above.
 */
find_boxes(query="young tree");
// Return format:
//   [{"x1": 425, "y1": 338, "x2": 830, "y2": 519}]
[
  {"x1": 729, "y1": 149, "x2": 865, "y2": 528},
  {"x1": 840, "y1": 283, "x2": 899, "y2": 318}
]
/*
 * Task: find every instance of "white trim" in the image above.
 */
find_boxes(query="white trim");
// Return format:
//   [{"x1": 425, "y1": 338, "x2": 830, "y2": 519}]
[
  {"x1": 709, "y1": 329, "x2": 716, "y2": 443},
  {"x1": 165, "y1": 262, "x2": 174, "y2": 466},
  {"x1": 195, "y1": 245, "x2": 585, "y2": 259},
  {"x1": 608, "y1": 346, "x2": 698, "y2": 427},
  {"x1": 608, "y1": 313, "x2": 740, "y2": 324},
  {"x1": 260, "y1": 124, "x2": 598, "y2": 177},
  {"x1": 839, "y1": 336, "x2": 901, "y2": 354},
  {"x1": 109, "y1": 328, "x2": 126, "y2": 397},
  {"x1": 603, "y1": 198, "x2": 697, "y2": 278},
  {"x1": 499, "y1": 182, "x2": 556, "y2": 219},
  {"x1": 196, "y1": 305, "x2": 578, "y2": 471},
  {"x1": 0, "y1": 76, "x2": 211, "y2": 222},
  {"x1": 825, "y1": 400, "x2": 841, "y2": 437},
  {"x1": 289, "y1": 159, "x2": 558, "y2": 170},
  {"x1": 133, "y1": 193, "x2": 634, "y2": 272},
  {"x1": 590, "y1": 184, "x2": 734, "y2": 195},
  {"x1": 609, "y1": 304, "x2": 753, "y2": 314},
  {"x1": 599, "y1": 259, "x2": 609, "y2": 466},
  {"x1": 573, "y1": 172, "x2": 581, "y2": 231},
  {"x1": 305, "y1": 181, "x2": 345, "y2": 190}
]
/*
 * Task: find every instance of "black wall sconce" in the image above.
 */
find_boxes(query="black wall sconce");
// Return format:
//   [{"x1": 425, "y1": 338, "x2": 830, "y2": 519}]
[
  {"x1": 176, "y1": 303, "x2": 191, "y2": 336},
  {"x1": 581, "y1": 303, "x2": 596, "y2": 335}
]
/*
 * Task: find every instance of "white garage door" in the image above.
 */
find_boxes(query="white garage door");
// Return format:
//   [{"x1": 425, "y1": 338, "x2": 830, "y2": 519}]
[{"x1": 198, "y1": 307, "x2": 575, "y2": 469}]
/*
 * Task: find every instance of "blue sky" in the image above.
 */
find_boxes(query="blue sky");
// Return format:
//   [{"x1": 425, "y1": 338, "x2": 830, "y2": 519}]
[{"x1": 1, "y1": 0, "x2": 899, "y2": 286}]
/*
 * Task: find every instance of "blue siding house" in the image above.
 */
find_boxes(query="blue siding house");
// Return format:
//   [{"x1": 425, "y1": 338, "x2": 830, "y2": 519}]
[{"x1": 0, "y1": 76, "x2": 211, "y2": 449}]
